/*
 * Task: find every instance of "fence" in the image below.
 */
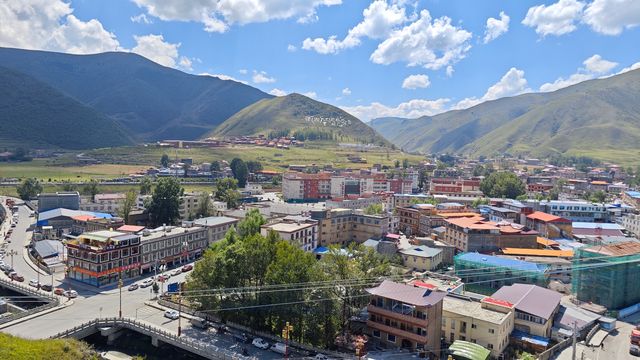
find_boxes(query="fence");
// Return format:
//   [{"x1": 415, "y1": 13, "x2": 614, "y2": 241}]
[
  {"x1": 537, "y1": 337, "x2": 572, "y2": 360},
  {"x1": 585, "y1": 324, "x2": 600, "y2": 344},
  {"x1": 0, "y1": 277, "x2": 59, "y2": 325}
]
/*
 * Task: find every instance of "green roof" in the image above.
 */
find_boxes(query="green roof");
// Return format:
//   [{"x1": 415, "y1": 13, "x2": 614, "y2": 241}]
[{"x1": 449, "y1": 340, "x2": 491, "y2": 360}]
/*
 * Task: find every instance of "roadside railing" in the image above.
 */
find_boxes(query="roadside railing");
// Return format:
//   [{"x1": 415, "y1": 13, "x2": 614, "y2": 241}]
[{"x1": 0, "y1": 276, "x2": 58, "y2": 302}]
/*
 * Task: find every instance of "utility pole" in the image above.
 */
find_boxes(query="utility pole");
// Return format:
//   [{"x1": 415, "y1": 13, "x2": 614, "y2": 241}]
[
  {"x1": 282, "y1": 322, "x2": 293, "y2": 359},
  {"x1": 572, "y1": 321, "x2": 577, "y2": 360},
  {"x1": 178, "y1": 290, "x2": 182, "y2": 336},
  {"x1": 118, "y1": 271, "x2": 123, "y2": 318},
  {"x1": 8, "y1": 249, "x2": 17, "y2": 269}
]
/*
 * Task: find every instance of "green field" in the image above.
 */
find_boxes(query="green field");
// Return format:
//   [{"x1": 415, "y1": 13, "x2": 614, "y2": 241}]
[{"x1": 0, "y1": 332, "x2": 98, "y2": 360}]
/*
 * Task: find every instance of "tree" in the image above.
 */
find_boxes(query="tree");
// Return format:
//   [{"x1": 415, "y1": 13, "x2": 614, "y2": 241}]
[
  {"x1": 480, "y1": 172, "x2": 526, "y2": 199},
  {"x1": 160, "y1": 154, "x2": 170, "y2": 168},
  {"x1": 139, "y1": 177, "x2": 153, "y2": 195},
  {"x1": 60, "y1": 181, "x2": 76, "y2": 192},
  {"x1": 394, "y1": 159, "x2": 400, "y2": 168},
  {"x1": 418, "y1": 169, "x2": 428, "y2": 191},
  {"x1": 590, "y1": 190, "x2": 606, "y2": 203},
  {"x1": 230, "y1": 158, "x2": 248, "y2": 187},
  {"x1": 209, "y1": 161, "x2": 221, "y2": 172},
  {"x1": 148, "y1": 177, "x2": 183, "y2": 226},
  {"x1": 471, "y1": 197, "x2": 490, "y2": 208},
  {"x1": 182, "y1": 163, "x2": 190, "y2": 178},
  {"x1": 16, "y1": 178, "x2": 42, "y2": 200},
  {"x1": 364, "y1": 203, "x2": 384, "y2": 215},
  {"x1": 195, "y1": 193, "x2": 212, "y2": 218},
  {"x1": 237, "y1": 209, "x2": 266, "y2": 238},
  {"x1": 119, "y1": 190, "x2": 138, "y2": 224},
  {"x1": 246, "y1": 160, "x2": 263, "y2": 173},
  {"x1": 81, "y1": 180, "x2": 100, "y2": 200},
  {"x1": 214, "y1": 178, "x2": 240, "y2": 209},
  {"x1": 402, "y1": 159, "x2": 409, "y2": 169}
]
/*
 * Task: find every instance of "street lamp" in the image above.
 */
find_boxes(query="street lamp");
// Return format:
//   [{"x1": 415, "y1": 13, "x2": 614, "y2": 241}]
[
  {"x1": 118, "y1": 271, "x2": 123, "y2": 318},
  {"x1": 8, "y1": 249, "x2": 17, "y2": 269},
  {"x1": 282, "y1": 322, "x2": 293, "y2": 359}
]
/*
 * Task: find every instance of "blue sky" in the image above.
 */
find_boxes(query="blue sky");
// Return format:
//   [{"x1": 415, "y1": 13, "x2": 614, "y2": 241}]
[{"x1": 1, "y1": 0, "x2": 639, "y2": 121}]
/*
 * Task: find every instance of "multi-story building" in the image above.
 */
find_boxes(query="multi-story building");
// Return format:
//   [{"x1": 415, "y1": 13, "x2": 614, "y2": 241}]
[
  {"x1": 366, "y1": 280, "x2": 445, "y2": 358},
  {"x1": 491, "y1": 284, "x2": 562, "y2": 338},
  {"x1": 282, "y1": 172, "x2": 332, "y2": 202},
  {"x1": 483, "y1": 205, "x2": 519, "y2": 223},
  {"x1": 393, "y1": 194, "x2": 432, "y2": 209},
  {"x1": 310, "y1": 209, "x2": 389, "y2": 247},
  {"x1": 429, "y1": 178, "x2": 481, "y2": 197},
  {"x1": 80, "y1": 193, "x2": 126, "y2": 215},
  {"x1": 139, "y1": 226, "x2": 208, "y2": 273},
  {"x1": 191, "y1": 216, "x2": 238, "y2": 245},
  {"x1": 399, "y1": 246, "x2": 442, "y2": 271},
  {"x1": 325, "y1": 195, "x2": 385, "y2": 210},
  {"x1": 71, "y1": 215, "x2": 125, "y2": 235},
  {"x1": 454, "y1": 253, "x2": 549, "y2": 289},
  {"x1": 444, "y1": 216, "x2": 538, "y2": 252},
  {"x1": 531, "y1": 200, "x2": 609, "y2": 222},
  {"x1": 137, "y1": 193, "x2": 211, "y2": 220},
  {"x1": 38, "y1": 191, "x2": 80, "y2": 212},
  {"x1": 572, "y1": 241, "x2": 640, "y2": 309},
  {"x1": 261, "y1": 216, "x2": 318, "y2": 252},
  {"x1": 525, "y1": 211, "x2": 572, "y2": 238},
  {"x1": 620, "y1": 214, "x2": 640, "y2": 237},
  {"x1": 66, "y1": 230, "x2": 141, "y2": 287},
  {"x1": 623, "y1": 191, "x2": 640, "y2": 209},
  {"x1": 397, "y1": 204, "x2": 436, "y2": 236},
  {"x1": 441, "y1": 295, "x2": 514, "y2": 358}
]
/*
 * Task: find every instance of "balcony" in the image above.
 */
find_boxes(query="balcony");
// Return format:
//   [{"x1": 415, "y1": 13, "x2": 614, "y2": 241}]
[
  {"x1": 367, "y1": 320, "x2": 428, "y2": 344},
  {"x1": 367, "y1": 305, "x2": 428, "y2": 328}
]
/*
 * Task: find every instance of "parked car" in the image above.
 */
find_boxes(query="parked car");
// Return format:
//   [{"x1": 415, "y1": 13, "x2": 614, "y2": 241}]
[
  {"x1": 54, "y1": 287, "x2": 65, "y2": 295},
  {"x1": 9, "y1": 272, "x2": 24, "y2": 282},
  {"x1": 189, "y1": 317, "x2": 209, "y2": 329},
  {"x1": 128, "y1": 284, "x2": 139, "y2": 291},
  {"x1": 164, "y1": 310, "x2": 179, "y2": 320},
  {"x1": 40, "y1": 284, "x2": 52, "y2": 292},
  {"x1": 181, "y1": 264, "x2": 193, "y2": 272},
  {"x1": 171, "y1": 268, "x2": 182, "y2": 276},
  {"x1": 28, "y1": 279, "x2": 40, "y2": 288},
  {"x1": 63, "y1": 290, "x2": 78, "y2": 298},
  {"x1": 270, "y1": 342, "x2": 287, "y2": 354},
  {"x1": 140, "y1": 278, "x2": 154, "y2": 288},
  {"x1": 252, "y1": 338, "x2": 269, "y2": 350},
  {"x1": 233, "y1": 332, "x2": 251, "y2": 343},
  {"x1": 156, "y1": 274, "x2": 168, "y2": 282}
]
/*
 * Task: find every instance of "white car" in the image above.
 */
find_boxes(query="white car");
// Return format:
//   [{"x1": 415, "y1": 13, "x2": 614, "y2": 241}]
[
  {"x1": 164, "y1": 310, "x2": 179, "y2": 320},
  {"x1": 252, "y1": 338, "x2": 269, "y2": 350},
  {"x1": 28, "y1": 279, "x2": 39, "y2": 288},
  {"x1": 171, "y1": 268, "x2": 182, "y2": 276},
  {"x1": 63, "y1": 290, "x2": 78, "y2": 298},
  {"x1": 140, "y1": 278, "x2": 154, "y2": 288}
]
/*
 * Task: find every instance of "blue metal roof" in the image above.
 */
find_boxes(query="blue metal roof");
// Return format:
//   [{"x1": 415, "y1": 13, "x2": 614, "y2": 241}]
[
  {"x1": 37, "y1": 208, "x2": 112, "y2": 226},
  {"x1": 511, "y1": 329, "x2": 550, "y2": 347},
  {"x1": 626, "y1": 191, "x2": 640, "y2": 199},
  {"x1": 572, "y1": 222, "x2": 624, "y2": 230},
  {"x1": 456, "y1": 252, "x2": 547, "y2": 272}
]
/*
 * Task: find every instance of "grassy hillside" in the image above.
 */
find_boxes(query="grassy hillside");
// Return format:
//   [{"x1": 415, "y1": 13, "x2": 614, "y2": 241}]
[
  {"x1": 0, "y1": 333, "x2": 98, "y2": 360},
  {"x1": 0, "y1": 47, "x2": 271, "y2": 141},
  {"x1": 0, "y1": 67, "x2": 132, "y2": 149},
  {"x1": 208, "y1": 93, "x2": 390, "y2": 146},
  {"x1": 371, "y1": 69, "x2": 640, "y2": 163}
]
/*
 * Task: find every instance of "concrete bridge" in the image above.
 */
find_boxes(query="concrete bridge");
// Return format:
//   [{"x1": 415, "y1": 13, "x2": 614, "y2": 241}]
[{"x1": 50, "y1": 317, "x2": 250, "y2": 360}]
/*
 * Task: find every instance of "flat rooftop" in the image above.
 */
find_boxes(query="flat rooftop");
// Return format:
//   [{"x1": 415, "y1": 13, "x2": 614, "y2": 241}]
[
  {"x1": 443, "y1": 296, "x2": 511, "y2": 325},
  {"x1": 193, "y1": 216, "x2": 238, "y2": 227},
  {"x1": 140, "y1": 226, "x2": 206, "y2": 242},
  {"x1": 263, "y1": 221, "x2": 314, "y2": 233}
]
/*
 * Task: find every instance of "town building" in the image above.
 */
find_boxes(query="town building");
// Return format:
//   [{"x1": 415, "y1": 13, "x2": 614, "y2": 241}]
[
  {"x1": 191, "y1": 216, "x2": 239, "y2": 245},
  {"x1": 525, "y1": 212, "x2": 572, "y2": 238},
  {"x1": 261, "y1": 216, "x2": 318, "y2": 251},
  {"x1": 491, "y1": 284, "x2": 562, "y2": 338},
  {"x1": 310, "y1": 208, "x2": 390, "y2": 247},
  {"x1": 533, "y1": 200, "x2": 610, "y2": 223},
  {"x1": 397, "y1": 204, "x2": 436, "y2": 236},
  {"x1": 623, "y1": 191, "x2": 640, "y2": 209},
  {"x1": 443, "y1": 216, "x2": 538, "y2": 253},
  {"x1": 399, "y1": 246, "x2": 443, "y2": 271},
  {"x1": 66, "y1": 230, "x2": 141, "y2": 287},
  {"x1": 483, "y1": 206, "x2": 519, "y2": 223},
  {"x1": 620, "y1": 214, "x2": 640, "y2": 237},
  {"x1": 139, "y1": 226, "x2": 208, "y2": 273},
  {"x1": 137, "y1": 192, "x2": 211, "y2": 220},
  {"x1": 454, "y1": 253, "x2": 549, "y2": 290},
  {"x1": 393, "y1": 194, "x2": 432, "y2": 209},
  {"x1": 365, "y1": 280, "x2": 445, "y2": 358},
  {"x1": 37, "y1": 208, "x2": 113, "y2": 238},
  {"x1": 38, "y1": 191, "x2": 80, "y2": 212},
  {"x1": 429, "y1": 178, "x2": 481, "y2": 197},
  {"x1": 71, "y1": 215, "x2": 125, "y2": 235},
  {"x1": 572, "y1": 241, "x2": 640, "y2": 309},
  {"x1": 80, "y1": 193, "x2": 126, "y2": 215},
  {"x1": 441, "y1": 295, "x2": 514, "y2": 358}
]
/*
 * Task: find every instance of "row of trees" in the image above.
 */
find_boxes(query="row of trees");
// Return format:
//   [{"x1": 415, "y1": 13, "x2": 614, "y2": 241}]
[{"x1": 186, "y1": 210, "x2": 395, "y2": 348}]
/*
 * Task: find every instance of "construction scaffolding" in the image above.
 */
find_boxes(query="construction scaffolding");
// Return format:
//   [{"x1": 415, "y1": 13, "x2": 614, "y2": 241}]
[
  {"x1": 454, "y1": 253, "x2": 548, "y2": 292},
  {"x1": 572, "y1": 241, "x2": 640, "y2": 310}
]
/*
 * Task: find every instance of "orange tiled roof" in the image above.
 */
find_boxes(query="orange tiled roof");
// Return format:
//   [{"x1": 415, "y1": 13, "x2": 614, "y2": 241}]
[
  {"x1": 537, "y1": 237, "x2": 559, "y2": 247},
  {"x1": 501, "y1": 248, "x2": 573, "y2": 257},
  {"x1": 527, "y1": 211, "x2": 571, "y2": 223}
]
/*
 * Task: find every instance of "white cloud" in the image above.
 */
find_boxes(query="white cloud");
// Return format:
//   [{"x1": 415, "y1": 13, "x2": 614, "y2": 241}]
[
  {"x1": 342, "y1": 87, "x2": 352, "y2": 96},
  {"x1": 446, "y1": 65, "x2": 454, "y2": 77},
  {"x1": 453, "y1": 67, "x2": 530, "y2": 110},
  {"x1": 131, "y1": 13, "x2": 152, "y2": 24},
  {"x1": 0, "y1": 0, "x2": 120, "y2": 54},
  {"x1": 302, "y1": 91, "x2": 318, "y2": 99},
  {"x1": 287, "y1": 44, "x2": 297, "y2": 52},
  {"x1": 178, "y1": 56, "x2": 193, "y2": 70},
  {"x1": 370, "y1": 9, "x2": 472, "y2": 70},
  {"x1": 401, "y1": 74, "x2": 430, "y2": 89},
  {"x1": 583, "y1": 0, "x2": 640, "y2": 35},
  {"x1": 238, "y1": 69, "x2": 248, "y2": 74},
  {"x1": 269, "y1": 88, "x2": 288, "y2": 96},
  {"x1": 539, "y1": 54, "x2": 618, "y2": 92},
  {"x1": 252, "y1": 70, "x2": 276, "y2": 84},
  {"x1": 615, "y1": 61, "x2": 640, "y2": 75},
  {"x1": 583, "y1": 54, "x2": 618, "y2": 74},
  {"x1": 302, "y1": 0, "x2": 407, "y2": 54},
  {"x1": 522, "y1": 0, "x2": 585, "y2": 36},
  {"x1": 132, "y1": 0, "x2": 342, "y2": 33},
  {"x1": 132, "y1": 34, "x2": 180, "y2": 68},
  {"x1": 341, "y1": 98, "x2": 450, "y2": 122},
  {"x1": 483, "y1": 11, "x2": 510, "y2": 44},
  {"x1": 199, "y1": 72, "x2": 248, "y2": 84}
]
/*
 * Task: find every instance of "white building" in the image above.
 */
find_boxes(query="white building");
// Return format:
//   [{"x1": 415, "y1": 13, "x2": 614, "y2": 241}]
[
  {"x1": 80, "y1": 193, "x2": 125, "y2": 215},
  {"x1": 261, "y1": 215, "x2": 318, "y2": 252}
]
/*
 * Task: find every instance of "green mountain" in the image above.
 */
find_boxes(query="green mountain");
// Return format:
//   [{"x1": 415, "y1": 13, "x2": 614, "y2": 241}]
[
  {"x1": 370, "y1": 69, "x2": 640, "y2": 161},
  {"x1": 207, "y1": 93, "x2": 390, "y2": 145},
  {"x1": 0, "y1": 47, "x2": 271, "y2": 141},
  {"x1": 0, "y1": 66, "x2": 132, "y2": 149}
]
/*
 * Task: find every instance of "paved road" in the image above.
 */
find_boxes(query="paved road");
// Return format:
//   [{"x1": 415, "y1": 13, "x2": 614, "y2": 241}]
[{"x1": 553, "y1": 320, "x2": 638, "y2": 360}]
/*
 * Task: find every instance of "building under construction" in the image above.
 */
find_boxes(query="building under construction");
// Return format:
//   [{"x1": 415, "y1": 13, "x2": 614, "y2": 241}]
[{"x1": 572, "y1": 241, "x2": 640, "y2": 310}]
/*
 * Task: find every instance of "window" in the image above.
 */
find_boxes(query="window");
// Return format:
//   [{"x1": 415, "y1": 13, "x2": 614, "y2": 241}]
[
  {"x1": 487, "y1": 344, "x2": 493, "y2": 350},
  {"x1": 387, "y1": 334, "x2": 396, "y2": 343},
  {"x1": 471, "y1": 324, "x2": 477, "y2": 329},
  {"x1": 372, "y1": 330, "x2": 380, "y2": 338},
  {"x1": 488, "y1": 328, "x2": 495, "y2": 334}
]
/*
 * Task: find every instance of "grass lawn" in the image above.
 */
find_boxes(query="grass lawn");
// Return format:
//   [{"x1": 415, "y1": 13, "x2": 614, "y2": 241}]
[{"x1": 0, "y1": 333, "x2": 98, "y2": 360}]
